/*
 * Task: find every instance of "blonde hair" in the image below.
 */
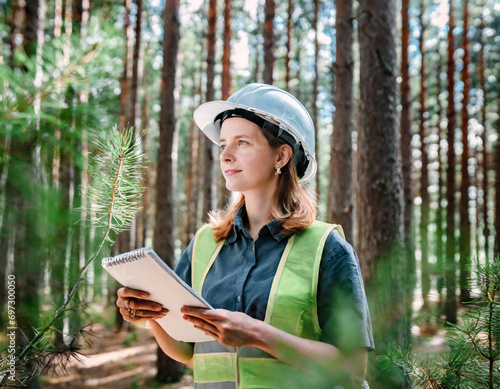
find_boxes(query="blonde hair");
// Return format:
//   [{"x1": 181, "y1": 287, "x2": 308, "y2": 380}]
[{"x1": 208, "y1": 127, "x2": 317, "y2": 242}]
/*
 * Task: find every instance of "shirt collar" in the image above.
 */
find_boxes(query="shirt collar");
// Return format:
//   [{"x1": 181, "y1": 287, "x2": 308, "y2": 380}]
[{"x1": 226, "y1": 207, "x2": 289, "y2": 244}]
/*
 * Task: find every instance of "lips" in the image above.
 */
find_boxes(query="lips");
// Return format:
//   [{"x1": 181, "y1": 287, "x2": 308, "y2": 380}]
[{"x1": 224, "y1": 169, "x2": 242, "y2": 176}]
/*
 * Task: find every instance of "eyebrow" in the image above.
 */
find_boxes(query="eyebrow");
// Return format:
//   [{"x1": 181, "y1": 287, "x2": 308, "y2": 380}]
[{"x1": 219, "y1": 134, "x2": 252, "y2": 144}]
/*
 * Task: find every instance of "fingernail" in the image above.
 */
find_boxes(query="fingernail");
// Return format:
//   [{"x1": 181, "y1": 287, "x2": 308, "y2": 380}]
[{"x1": 141, "y1": 292, "x2": 149, "y2": 297}]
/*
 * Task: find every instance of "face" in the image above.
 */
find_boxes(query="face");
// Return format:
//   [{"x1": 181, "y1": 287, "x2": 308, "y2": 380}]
[{"x1": 219, "y1": 117, "x2": 280, "y2": 195}]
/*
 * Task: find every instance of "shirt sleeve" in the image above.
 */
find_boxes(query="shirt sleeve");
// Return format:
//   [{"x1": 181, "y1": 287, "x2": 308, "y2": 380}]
[
  {"x1": 317, "y1": 229, "x2": 375, "y2": 352},
  {"x1": 174, "y1": 237, "x2": 195, "y2": 287}
]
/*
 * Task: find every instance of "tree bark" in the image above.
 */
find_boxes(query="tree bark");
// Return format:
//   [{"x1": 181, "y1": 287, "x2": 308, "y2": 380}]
[
  {"x1": 459, "y1": 0, "x2": 471, "y2": 303},
  {"x1": 23, "y1": 0, "x2": 39, "y2": 57},
  {"x1": 357, "y1": 0, "x2": 408, "y2": 362},
  {"x1": 418, "y1": 1, "x2": 430, "y2": 309},
  {"x1": 400, "y1": 0, "x2": 414, "y2": 272},
  {"x1": 263, "y1": 0, "x2": 275, "y2": 85},
  {"x1": 445, "y1": 0, "x2": 457, "y2": 325},
  {"x1": 434, "y1": 48, "x2": 445, "y2": 307},
  {"x1": 327, "y1": 0, "x2": 354, "y2": 244},
  {"x1": 154, "y1": 0, "x2": 184, "y2": 382},
  {"x1": 9, "y1": 0, "x2": 25, "y2": 65},
  {"x1": 285, "y1": 0, "x2": 293, "y2": 91},
  {"x1": 119, "y1": 0, "x2": 133, "y2": 130},
  {"x1": 312, "y1": 0, "x2": 320, "y2": 198},
  {"x1": 495, "y1": 100, "x2": 500, "y2": 259},
  {"x1": 219, "y1": 0, "x2": 232, "y2": 207},
  {"x1": 202, "y1": 0, "x2": 217, "y2": 219},
  {"x1": 356, "y1": 0, "x2": 404, "y2": 278},
  {"x1": 131, "y1": 0, "x2": 143, "y2": 136},
  {"x1": 478, "y1": 12, "x2": 490, "y2": 260}
]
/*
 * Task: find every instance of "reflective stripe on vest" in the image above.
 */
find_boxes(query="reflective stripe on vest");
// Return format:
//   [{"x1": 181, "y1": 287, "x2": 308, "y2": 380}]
[{"x1": 191, "y1": 221, "x2": 344, "y2": 389}]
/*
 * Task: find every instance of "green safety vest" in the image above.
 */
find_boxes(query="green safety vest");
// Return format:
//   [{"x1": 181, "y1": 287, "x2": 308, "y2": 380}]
[{"x1": 191, "y1": 220, "x2": 344, "y2": 389}]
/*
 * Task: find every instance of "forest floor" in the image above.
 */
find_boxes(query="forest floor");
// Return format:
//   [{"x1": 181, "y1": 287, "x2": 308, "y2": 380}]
[{"x1": 40, "y1": 321, "x2": 194, "y2": 389}]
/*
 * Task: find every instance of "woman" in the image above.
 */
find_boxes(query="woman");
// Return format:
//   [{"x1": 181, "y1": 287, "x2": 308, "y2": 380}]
[{"x1": 117, "y1": 83, "x2": 374, "y2": 388}]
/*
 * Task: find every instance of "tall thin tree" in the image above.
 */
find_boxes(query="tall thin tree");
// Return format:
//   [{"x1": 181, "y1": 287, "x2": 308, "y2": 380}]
[
  {"x1": 327, "y1": 0, "x2": 354, "y2": 244},
  {"x1": 154, "y1": 0, "x2": 184, "y2": 382},
  {"x1": 285, "y1": 0, "x2": 293, "y2": 91},
  {"x1": 312, "y1": 0, "x2": 320, "y2": 198},
  {"x1": 219, "y1": 0, "x2": 232, "y2": 207},
  {"x1": 459, "y1": 0, "x2": 471, "y2": 302},
  {"x1": 202, "y1": 0, "x2": 217, "y2": 219},
  {"x1": 263, "y1": 0, "x2": 275, "y2": 84},
  {"x1": 418, "y1": 1, "x2": 431, "y2": 308},
  {"x1": 445, "y1": 0, "x2": 457, "y2": 325},
  {"x1": 357, "y1": 0, "x2": 406, "y2": 356},
  {"x1": 478, "y1": 10, "x2": 490, "y2": 260},
  {"x1": 400, "y1": 0, "x2": 414, "y2": 270},
  {"x1": 435, "y1": 47, "x2": 445, "y2": 306}
]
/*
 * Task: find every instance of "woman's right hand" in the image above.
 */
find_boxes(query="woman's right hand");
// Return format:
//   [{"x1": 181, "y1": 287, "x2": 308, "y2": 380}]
[{"x1": 116, "y1": 287, "x2": 168, "y2": 324}]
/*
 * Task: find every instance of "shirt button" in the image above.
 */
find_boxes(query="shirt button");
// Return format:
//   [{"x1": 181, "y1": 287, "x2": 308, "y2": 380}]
[
  {"x1": 252, "y1": 245, "x2": 255, "y2": 251},
  {"x1": 237, "y1": 295, "x2": 241, "y2": 302}
]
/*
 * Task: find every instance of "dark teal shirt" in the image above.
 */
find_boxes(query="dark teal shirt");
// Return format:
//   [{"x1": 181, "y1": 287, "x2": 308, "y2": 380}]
[{"x1": 175, "y1": 208, "x2": 374, "y2": 351}]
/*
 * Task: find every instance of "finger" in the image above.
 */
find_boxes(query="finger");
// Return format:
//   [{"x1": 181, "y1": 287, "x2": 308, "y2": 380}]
[
  {"x1": 183, "y1": 314, "x2": 219, "y2": 333},
  {"x1": 181, "y1": 307, "x2": 225, "y2": 325},
  {"x1": 193, "y1": 324, "x2": 218, "y2": 339},
  {"x1": 120, "y1": 307, "x2": 167, "y2": 321},
  {"x1": 118, "y1": 287, "x2": 150, "y2": 299},
  {"x1": 128, "y1": 299, "x2": 165, "y2": 312}
]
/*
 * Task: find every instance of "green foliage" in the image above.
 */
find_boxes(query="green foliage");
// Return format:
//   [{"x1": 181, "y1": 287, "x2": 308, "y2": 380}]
[
  {"x1": 85, "y1": 126, "x2": 147, "y2": 240},
  {"x1": 384, "y1": 259, "x2": 500, "y2": 388}
]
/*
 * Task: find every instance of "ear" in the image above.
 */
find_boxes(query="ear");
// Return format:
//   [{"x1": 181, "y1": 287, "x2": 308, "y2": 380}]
[{"x1": 276, "y1": 144, "x2": 293, "y2": 167}]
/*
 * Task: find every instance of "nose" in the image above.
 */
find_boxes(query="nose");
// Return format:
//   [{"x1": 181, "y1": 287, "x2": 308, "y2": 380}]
[{"x1": 219, "y1": 145, "x2": 234, "y2": 162}]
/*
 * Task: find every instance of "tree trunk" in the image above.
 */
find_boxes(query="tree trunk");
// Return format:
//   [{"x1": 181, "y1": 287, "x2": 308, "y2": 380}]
[
  {"x1": 357, "y1": 1, "x2": 409, "y2": 377},
  {"x1": 312, "y1": 0, "x2": 320, "y2": 198},
  {"x1": 202, "y1": 0, "x2": 217, "y2": 219},
  {"x1": 434, "y1": 48, "x2": 445, "y2": 308},
  {"x1": 252, "y1": 4, "x2": 261, "y2": 84},
  {"x1": 263, "y1": 0, "x2": 275, "y2": 85},
  {"x1": 418, "y1": 2, "x2": 430, "y2": 309},
  {"x1": 495, "y1": 100, "x2": 500, "y2": 259},
  {"x1": 356, "y1": 0, "x2": 404, "y2": 279},
  {"x1": 478, "y1": 12, "x2": 490, "y2": 260},
  {"x1": 130, "y1": 0, "x2": 144, "y2": 250},
  {"x1": 445, "y1": 0, "x2": 457, "y2": 325},
  {"x1": 116, "y1": 0, "x2": 134, "y2": 256},
  {"x1": 327, "y1": 0, "x2": 354, "y2": 244},
  {"x1": 154, "y1": 0, "x2": 184, "y2": 382},
  {"x1": 219, "y1": 0, "x2": 232, "y2": 207},
  {"x1": 285, "y1": 0, "x2": 293, "y2": 91},
  {"x1": 131, "y1": 0, "x2": 143, "y2": 136},
  {"x1": 119, "y1": 0, "x2": 133, "y2": 130},
  {"x1": 459, "y1": 0, "x2": 471, "y2": 303},
  {"x1": 400, "y1": 0, "x2": 414, "y2": 272},
  {"x1": 137, "y1": 44, "x2": 150, "y2": 249},
  {"x1": 9, "y1": 0, "x2": 25, "y2": 65},
  {"x1": 23, "y1": 0, "x2": 39, "y2": 57}
]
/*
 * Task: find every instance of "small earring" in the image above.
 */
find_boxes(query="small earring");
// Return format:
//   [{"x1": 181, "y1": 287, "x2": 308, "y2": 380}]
[{"x1": 275, "y1": 165, "x2": 281, "y2": 175}]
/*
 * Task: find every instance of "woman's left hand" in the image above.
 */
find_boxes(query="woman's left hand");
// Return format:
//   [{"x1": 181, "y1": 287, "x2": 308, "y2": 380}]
[{"x1": 181, "y1": 307, "x2": 260, "y2": 348}]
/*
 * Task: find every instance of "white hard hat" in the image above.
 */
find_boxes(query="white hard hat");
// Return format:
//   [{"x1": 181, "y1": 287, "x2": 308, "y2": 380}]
[{"x1": 193, "y1": 83, "x2": 317, "y2": 183}]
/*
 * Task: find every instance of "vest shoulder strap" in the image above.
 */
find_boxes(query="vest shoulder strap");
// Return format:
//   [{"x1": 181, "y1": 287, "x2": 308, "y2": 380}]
[{"x1": 191, "y1": 224, "x2": 225, "y2": 294}]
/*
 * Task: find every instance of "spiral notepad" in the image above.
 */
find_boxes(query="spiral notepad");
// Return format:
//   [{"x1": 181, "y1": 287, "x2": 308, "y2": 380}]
[{"x1": 102, "y1": 247, "x2": 213, "y2": 343}]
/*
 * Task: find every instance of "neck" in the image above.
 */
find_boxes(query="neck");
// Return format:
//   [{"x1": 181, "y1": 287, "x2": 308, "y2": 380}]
[{"x1": 242, "y1": 188, "x2": 276, "y2": 240}]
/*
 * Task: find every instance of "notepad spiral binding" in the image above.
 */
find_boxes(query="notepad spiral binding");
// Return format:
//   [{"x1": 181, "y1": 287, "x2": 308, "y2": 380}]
[{"x1": 102, "y1": 247, "x2": 153, "y2": 268}]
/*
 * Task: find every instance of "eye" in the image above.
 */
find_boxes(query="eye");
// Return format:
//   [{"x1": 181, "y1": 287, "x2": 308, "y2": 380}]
[
  {"x1": 238, "y1": 140, "x2": 248, "y2": 146},
  {"x1": 219, "y1": 144, "x2": 226, "y2": 150}
]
